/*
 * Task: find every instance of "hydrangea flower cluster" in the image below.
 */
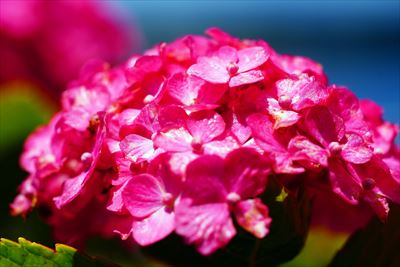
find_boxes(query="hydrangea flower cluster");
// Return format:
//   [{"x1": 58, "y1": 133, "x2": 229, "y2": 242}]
[{"x1": 11, "y1": 28, "x2": 399, "y2": 255}]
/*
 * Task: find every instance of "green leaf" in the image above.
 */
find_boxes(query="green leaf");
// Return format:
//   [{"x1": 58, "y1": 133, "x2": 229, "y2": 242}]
[
  {"x1": 329, "y1": 204, "x2": 400, "y2": 267},
  {"x1": 0, "y1": 82, "x2": 56, "y2": 152},
  {"x1": 0, "y1": 237, "x2": 119, "y2": 267}
]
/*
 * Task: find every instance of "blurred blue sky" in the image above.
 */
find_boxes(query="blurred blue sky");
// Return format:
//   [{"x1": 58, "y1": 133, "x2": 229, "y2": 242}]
[{"x1": 117, "y1": 1, "x2": 399, "y2": 123}]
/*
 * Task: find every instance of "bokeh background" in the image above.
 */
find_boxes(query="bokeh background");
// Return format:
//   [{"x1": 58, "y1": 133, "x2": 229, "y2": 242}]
[{"x1": 1, "y1": 1, "x2": 399, "y2": 266}]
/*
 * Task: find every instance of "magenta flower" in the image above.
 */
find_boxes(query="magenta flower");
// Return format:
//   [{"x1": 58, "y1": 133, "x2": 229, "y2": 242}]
[
  {"x1": 0, "y1": 0, "x2": 140, "y2": 100},
  {"x1": 188, "y1": 45, "x2": 269, "y2": 87},
  {"x1": 360, "y1": 99, "x2": 399, "y2": 155},
  {"x1": 247, "y1": 113, "x2": 306, "y2": 174},
  {"x1": 165, "y1": 73, "x2": 226, "y2": 111},
  {"x1": 303, "y1": 105, "x2": 373, "y2": 165},
  {"x1": 175, "y1": 148, "x2": 271, "y2": 255},
  {"x1": 118, "y1": 155, "x2": 182, "y2": 246},
  {"x1": 153, "y1": 108, "x2": 230, "y2": 154},
  {"x1": 11, "y1": 28, "x2": 399, "y2": 256}
]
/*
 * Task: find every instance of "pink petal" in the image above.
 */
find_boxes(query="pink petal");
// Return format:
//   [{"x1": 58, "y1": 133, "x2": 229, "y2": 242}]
[
  {"x1": 107, "y1": 184, "x2": 127, "y2": 213},
  {"x1": 61, "y1": 85, "x2": 110, "y2": 113},
  {"x1": 122, "y1": 174, "x2": 163, "y2": 218},
  {"x1": 229, "y1": 69, "x2": 264, "y2": 87},
  {"x1": 166, "y1": 73, "x2": 204, "y2": 106},
  {"x1": 187, "y1": 110, "x2": 225, "y2": 144},
  {"x1": 359, "y1": 99, "x2": 383, "y2": 125},
  {"x1": 341, "y1": 134, "x2": 373, "y2": 164},
  {"x1": 120, "y1": 134, "x2": 155, "y2": 162},
  {"x1": 135, "y1": 56, "x2": 163, "y2": 72},
  {"x1": 246, "y1": 113, "x2": 287, "y2": 154},
  {"x1": 20, "y1": 115, "x2": 59, "y2": 173},
  {"x1": 237, "y1": 46, "x2": 269, "y2": 73},
  {"x1": 118, "y1": 108, "x2": 141, "y2": 128},
  {"x1": 224, "y1": 148, "x2": 270, "y2": 199},
  {"x1": 232, "y1": 86, "x2": 269, "y2": 118},
  {"x1": 203, "y1": 135, "x2": 240, "y2": 157},
  {"x1": 288, "y1": 136, "x2": 329, "y2": 168},
  {"x1": 112, "y1": 215, "x2": 135, "y2": 241},
  {"x1": 206, "y1": 27, "x2": 239, "y2": 45},
  {"x1": 132, "y1": 104, "x2": 160, "y2": 133},
  {"x1": 158, "y1": 105, "x2": 188, "y2": 129},
  {"x1": 273, "y1": 153, "x2": 305, "y2": 174},
  {"x1": 169, "y1": 151, "x2": 198, "y2": 176},
  {"x1": 329, "y1": 159, "x2": 362, "y2": 205},
  {"x1": 140, "y1": 73, "x2": 166, "y2": 103},
  {"x1": 276, "y1": 75, "x2": 328, "y2": 111},
  {"x1": 243, "y1": 138, "x2": 265, "y2": 155},
  {"x1": 184, "y1": 103, "x2": 220, "y2": 112},
  {"x1": 161, "y1": 35, "x2": 198, "y2": 63},
  {"x1": 196, "y1": 82, "x2": 227, "y2": 106},
  {"x1": 267, "y1": 98, "x2": 300, "y2": 129},
  {"x1": 175, "y1": 200, "x2": 236, "y2": 255},
  {"x1": 354, "y1": 156, "x2": 400, "y2": 204},
  {"x1": 53, "y1": 125, "x2": 105, "y2": 208},
  {"x1": 10, "y1": 175, "x2": 37, "y2": 216},
  {"x1": 383, "y1": 156, "x2": 400, "y2": 183},
  {"x1": 303, "y1": 106, "x2": 344, "y2": 147},
  {"x1": 153, "y1": 127, "x2": 193, "y2": 152},
  {"x1": 184, "y1": 155, "x2": 227, "y2": 203},
  {"x1": 327, "y1": 87, "x2": 370, "y2": 138},
  {"x1": 373, "y1": 122, "x2": 398, "y2": 154},
  {"x1": 229, "y1": 112, "x2": 252, "y2": 144},
  {"x1": 275, "y1": 55, "x2": 327, "y2": 84},
  {"x1": 112, "y1": 153, "x2": 137, "y2": 186},
  {"x1": 247, "y1": 113, "x2": 303, "y2": 174},
  {"x1": 126, "y1": 55, "x2": 163, "y2": 82},
  {"x1": 362, "y1": 188, "x2": 389, "y2": 221},
  {"x1": 53, "y1": 171, "x2": 90, "y2": 209},
  {"x1": 187, "y1": 57, "x2": 230, "y2": 84},
  {"x1": 132, "y1": 206, "x2": 175, "y2": 246},
  {"x1": 217, "y1": 46, "x2": 238, "y2": 64},
  {"x1": 147, "y1": 153, "x2": 183, "y2": 197},
  {"x1": 10, "y1": 195, "x2": 33, "y2": 217},
  {"x1": 234, "y1": 198, "x2": 271, "y2": 238},
  {"x1": 62, "y1": 109, "x2": 90, "y2": 131}
]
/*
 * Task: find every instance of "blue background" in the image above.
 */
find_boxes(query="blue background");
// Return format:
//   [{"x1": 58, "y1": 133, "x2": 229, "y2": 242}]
[{"x1": 118, "y1": 1, "x2": 399, "y2": 124}]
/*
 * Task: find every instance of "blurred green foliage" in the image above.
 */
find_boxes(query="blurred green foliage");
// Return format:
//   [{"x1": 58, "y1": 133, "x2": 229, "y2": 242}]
[
  {"x1": 280, "y1": 228, "x2": 348, "y2": 267},
  {"x1": 0, "y1": 82, "x2": 56, "y2": 248},
  {"x1": 0, "y1": 82, "x2": 56, "y2": 152}
]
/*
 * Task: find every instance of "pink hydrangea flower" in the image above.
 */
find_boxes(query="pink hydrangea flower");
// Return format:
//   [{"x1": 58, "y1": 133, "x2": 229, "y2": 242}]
[
  {"x1": 188, "y1": 45, "x2": 269, "y2": 87},
  {"x1": 11, "y1": 28, "x2": 400, "y2": 254},
  {"x1": 175, "y1": 148, "x2": 271, "y2": 255},
  {"x1": 118, "y1": 154, "x2": 182, "y2": 246},
  {"x1": 0, "y1": 0, "x2": 140, "y2": 100}
]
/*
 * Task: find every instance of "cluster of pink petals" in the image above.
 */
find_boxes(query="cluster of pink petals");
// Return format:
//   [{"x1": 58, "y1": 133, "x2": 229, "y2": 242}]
[
  {"x1": 11, "y1": 28, "x2": 399, "y2": 255},
  {"x1": 0, "y1": 0, "x2": 139, "y2": 99}
]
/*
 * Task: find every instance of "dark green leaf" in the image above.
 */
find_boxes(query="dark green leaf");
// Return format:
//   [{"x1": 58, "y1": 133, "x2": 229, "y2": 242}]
[
  {"x1": 0, "y1": 237, "x2": 119, "y2": 267},
  {"x1": 0, "y1": 83, "x2": 55, "y2": 152}
]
